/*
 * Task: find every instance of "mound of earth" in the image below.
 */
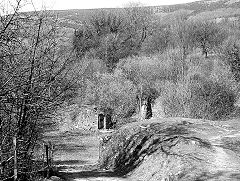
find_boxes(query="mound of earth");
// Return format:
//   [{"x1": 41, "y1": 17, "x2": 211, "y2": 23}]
[{"x1": 99, "y1": 117, "x2": 240, "y2": 181}]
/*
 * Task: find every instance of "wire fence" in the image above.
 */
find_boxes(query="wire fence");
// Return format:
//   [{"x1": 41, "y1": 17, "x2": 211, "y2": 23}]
[{"x1": 0, "y1": 137, "x2": 55, "y2": 181}]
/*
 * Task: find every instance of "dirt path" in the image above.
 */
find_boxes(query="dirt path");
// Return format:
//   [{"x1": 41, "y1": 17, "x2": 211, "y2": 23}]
[
  {"x1": 72, "y1": 178, "x2": 125, "y2": 181},
  {"x1": 58, "y1": 171, "x2": 127, "y2": 181},
  {"x1": 42, "y1": 118, "x2": 240, "y2": 180},
  {"x1": 43, "y1": 130, "x2": 128, "y2": 180},
  {"x1": 206, "y1": 120, "x2": 240, "y2": 174},
  {"x1": 44, "y1": 131, "x2": 99, "y2": 172}
]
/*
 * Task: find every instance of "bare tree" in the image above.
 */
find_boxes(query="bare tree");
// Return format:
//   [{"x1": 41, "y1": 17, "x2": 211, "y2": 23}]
[
  {"x1": 73, "y1": 4, "x2": 153, "y2": 72},
  {"x1": 170, "y1": 11, "x2": 191, "y2": 58},
  {"x1": 189, "y1": 21, "x2": 227, "y2": 58},
  {"x1": 123, "y1": 2, "x2": 153, "y2": 51},
  {"x1": 0, "y1": 2, "x2": 81, "y2": 180},
  {"x1": 119, "y1": 56, "x2": 159, "y2": 120}
]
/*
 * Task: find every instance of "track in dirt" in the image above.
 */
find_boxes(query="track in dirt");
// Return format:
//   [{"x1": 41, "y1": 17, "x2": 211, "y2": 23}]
[{"x1": 43, "y1": 131, "x2": 128, "y2": 180}]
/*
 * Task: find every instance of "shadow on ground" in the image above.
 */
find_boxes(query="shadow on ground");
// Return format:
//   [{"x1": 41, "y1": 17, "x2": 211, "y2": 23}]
[{"x1": 57, "y1": 170, "x2": 125, "y2": 181}]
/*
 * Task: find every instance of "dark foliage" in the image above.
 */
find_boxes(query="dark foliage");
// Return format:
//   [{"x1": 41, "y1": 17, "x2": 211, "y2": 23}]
[{"x1": 223, "y1": 40, "x2": 240, "y2": 81}]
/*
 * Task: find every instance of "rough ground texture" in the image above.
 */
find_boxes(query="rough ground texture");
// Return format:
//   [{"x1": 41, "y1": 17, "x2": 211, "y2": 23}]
[
  {"x1": 99, "y1": 117, "x2": 240, "y2": 181},
  {"x1": 52, "y1": 105, "x2": 98, "y2": 134}
]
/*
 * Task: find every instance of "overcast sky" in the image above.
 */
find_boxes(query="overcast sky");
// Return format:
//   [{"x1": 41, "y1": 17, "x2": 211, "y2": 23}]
[{"x1": 16, "y1": 0, "x2": 198, "y2": 11}]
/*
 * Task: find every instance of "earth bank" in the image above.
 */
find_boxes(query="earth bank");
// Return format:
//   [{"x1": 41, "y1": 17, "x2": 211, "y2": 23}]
[{"x1": 99, "y1": 117, "x2": 240, "y2": 181}]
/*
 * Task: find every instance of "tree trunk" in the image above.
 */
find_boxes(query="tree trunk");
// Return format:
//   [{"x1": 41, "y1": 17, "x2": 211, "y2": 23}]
[
  {"x1": 202, "y1": 45, "x2": 208, "y2": 58},
  {"x1": 13, "y1": 136, "x2": 17, "y2": 181},
  {"x1": 139, "y1": 85, "x2": 143, "y2": 120},
  {"x1": 145, "y1": 97, "x2": 152, "y2": 119}
]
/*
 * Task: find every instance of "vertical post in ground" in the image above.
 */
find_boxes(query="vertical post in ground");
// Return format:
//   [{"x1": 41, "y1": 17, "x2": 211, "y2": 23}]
[
  {"x1": 42, "y1": 143, "x2": 45, "y2": 167},
  {"x1": 50, "y1": 143, "x2": 53, "y2": 167},
  {"x1": 49, "y1": 142, "x2": 53, "y2": 167},
  {"x1": 0, "y1": 158, "x2": 2, "y2": 176},
  {"x1": 98, "y1": 136, "x2": 103, "y2": 167},
  {"x1": 0, "y1": 128, "x2": 3, "y2": 176},
  {"x1": 140, "y1": 87, "x2": 142, "y2": 119},
  {"x1": 13, "y1": 136, "x2": 17, "y2": 181},
  {"x1": 45, "y1": 144, "x2": 49, "y2": 178}
]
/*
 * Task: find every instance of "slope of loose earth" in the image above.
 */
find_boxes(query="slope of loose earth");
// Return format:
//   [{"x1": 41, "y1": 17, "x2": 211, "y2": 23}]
[{"x1": 99, "y1": 117, "x2": 240, "y2": 181}]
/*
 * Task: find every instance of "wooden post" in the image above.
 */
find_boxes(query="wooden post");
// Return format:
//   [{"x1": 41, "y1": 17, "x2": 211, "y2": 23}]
[
  {"x1": 139, "y1": 84, "x2": 143, "y2": 120},
  {"x1": 13, "y1": 136, "x2": 17, "y2": 181},
  {"x1": 0, "y1": 135, "x2": 2, "y2": 175},
  {"x1": 98, "y1": 137, "x2": 102, "y2": 162},
  {"x1": 98, "y1": 136, "x2": 103, "y2": 167},
  {"x1": 0, "y1": 164, "x2": 2, "y2": 176},
  {"x1": 52, "y1": 144, "x2": 54, "y2": 166},
  {"x1": 49, "y1": 142, "x2": 53, "y2": 167},
  {"x1": 45, "y1": 144, "x2": 49, "y2": 178},
  {"x1": 0, "y1": 125, "x2": 2, "y2": 175},
  {"x1": 0, "y1": 155, "x2": 2, "y2": 176},
  {"x1": 42, "y1": 143, "x2": 45, "y2": 164}
]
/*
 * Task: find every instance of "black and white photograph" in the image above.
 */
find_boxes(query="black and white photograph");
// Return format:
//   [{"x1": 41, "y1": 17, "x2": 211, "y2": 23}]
[{"x1": 1, "y1": 0, "x2": 240, "y2": 180}]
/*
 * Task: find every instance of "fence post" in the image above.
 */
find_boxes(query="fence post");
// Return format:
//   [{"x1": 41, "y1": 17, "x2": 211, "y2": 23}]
[
  {"x1": 98, "y1": 136, "x2": 103, "y2": 167},
  {"x1": 50, "y1": 143, "x2": 54, "y2": 167},
  {"x1": 0, "y1": 126, "x2": 2, "y2": 176},
  {"x1": 48, "y1": 142, "x2": 52, "y2": 167},
  {"x1": 45, "y1": 144, "x2": 49, "y2": 178},
  {"x1": 0, "y1": 164, "x2": 2, "y2": 176},
  {"x1": 13, "y1": 136, "x2": 17, "y2": 181},
  {"x1": 42, "y1": 143, "x2": 45, "y2": 165},
  {"x1": 0, "y1": 143, "x2": 2, "y2": 175}
]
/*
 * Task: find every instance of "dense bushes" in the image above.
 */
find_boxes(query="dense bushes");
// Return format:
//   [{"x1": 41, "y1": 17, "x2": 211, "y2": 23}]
[
  {"x1": 119, "y1": 49, "x2": 187, "y2": 84},
  {"x1": 80, "y1": 48, "x2": 239, "y2": 121},
  {"x1": 161, "y1": 58, "x2": 238, "y2": 120},
  {"x1": 83, "y1": 70, "x2": 137, "y2": 119},
  {"x1": 222, "y1": 36, "x2": 240, "y2": 81},
  {"x1": 116, "y1": 50, "x2": 185, "y2": 116},
  {"x1": 190, "y1": 76, "x2": 236, "y2": 120},
  {"x1": 73, "y1": 8, "x2": 240, "y2": 122}
]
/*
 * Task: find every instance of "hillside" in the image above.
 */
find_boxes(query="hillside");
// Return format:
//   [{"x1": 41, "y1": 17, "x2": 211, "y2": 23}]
[{"x1": 49, "y1": 0, "x2": 240, "y2": 30}]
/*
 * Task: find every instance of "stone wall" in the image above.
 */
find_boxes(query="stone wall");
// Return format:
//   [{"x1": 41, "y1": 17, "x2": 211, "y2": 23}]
[{"x1": 53, "y1": 104, "x2": 98, "y2": 133}]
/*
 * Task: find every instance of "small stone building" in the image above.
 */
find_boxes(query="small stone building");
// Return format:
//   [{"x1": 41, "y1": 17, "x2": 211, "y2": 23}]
[{"x1": 97, "y1": 109, "x2": 114, "y2": 130}]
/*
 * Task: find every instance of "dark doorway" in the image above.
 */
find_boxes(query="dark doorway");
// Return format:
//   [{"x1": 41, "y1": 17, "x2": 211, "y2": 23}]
[
  {"x1": 145, "y1": 97, "x2": 152, "y2": 119},
  {"x1": 105, "y1": 114, "x2": 113, "y2": 129},
  {"x1": 98, "y1": 113, "x2": 104, "y2": 129}
]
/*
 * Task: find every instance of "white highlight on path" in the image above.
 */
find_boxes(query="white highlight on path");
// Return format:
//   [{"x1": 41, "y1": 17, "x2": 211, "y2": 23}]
[
  {"x1": 212, "y1": 146, "x2": 240, "y2": 172},
  {"x1": 73, "y1": 178, "x2": 126, "y2": 181}
]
